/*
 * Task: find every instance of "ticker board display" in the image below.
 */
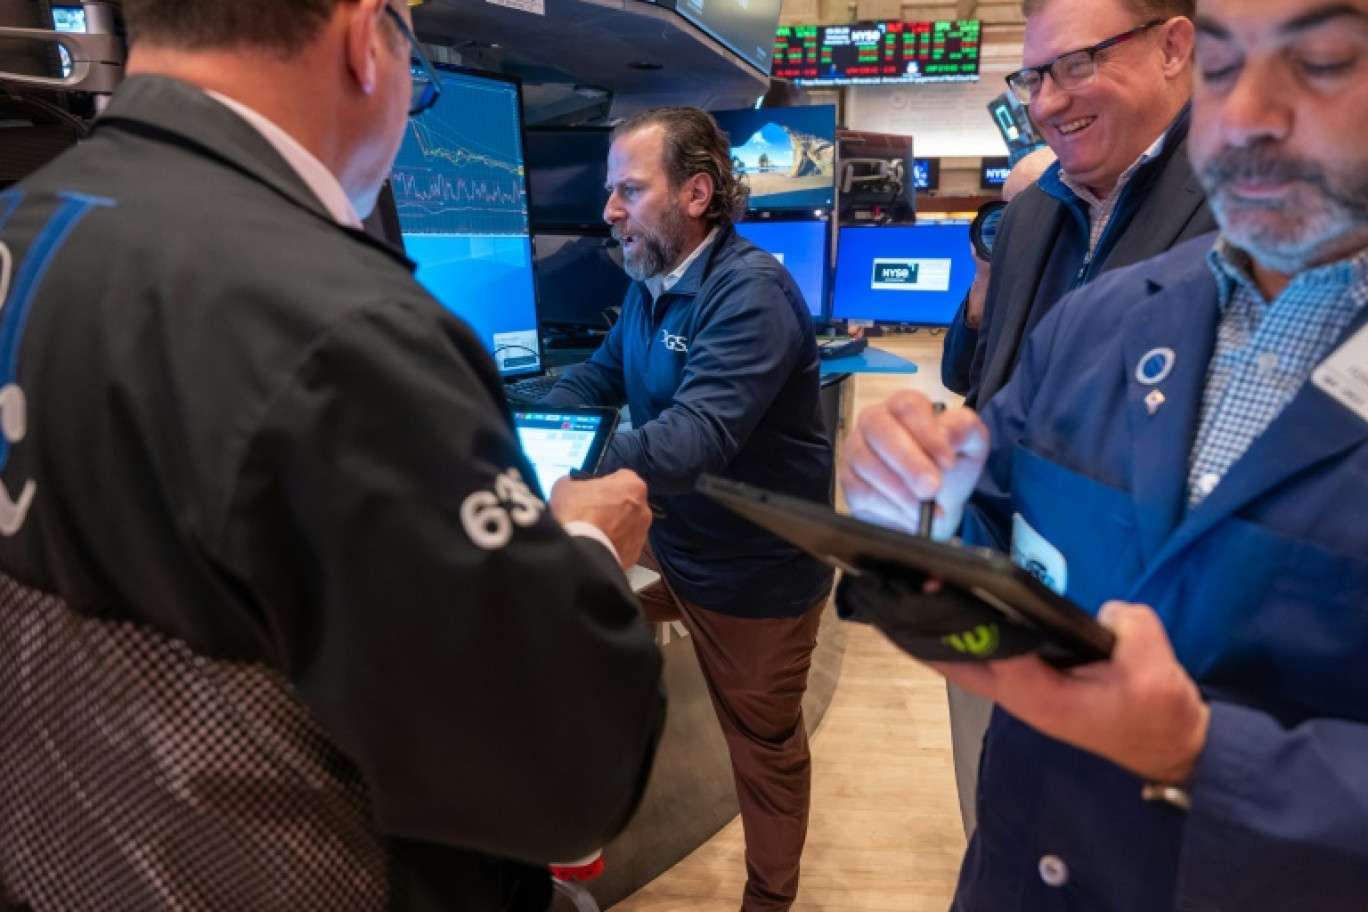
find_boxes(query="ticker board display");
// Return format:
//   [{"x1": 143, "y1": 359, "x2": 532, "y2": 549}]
[{"x1": 773, "y1": 20, "x2": 980, "y2": 86}]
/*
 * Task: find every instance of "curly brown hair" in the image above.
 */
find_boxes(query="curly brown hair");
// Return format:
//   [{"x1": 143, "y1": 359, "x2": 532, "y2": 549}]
[{"x1": 612, "y1": 107, "x2": 750, "y2": 228}]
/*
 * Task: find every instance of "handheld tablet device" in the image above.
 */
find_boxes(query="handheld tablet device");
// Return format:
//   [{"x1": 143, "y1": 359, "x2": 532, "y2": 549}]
[
  {"x1": 513, "y1": 406, "x2": 619, "y2": 497},
  {"x1": 698, "y1": 475, "x2": 1114, "y2": 668}
]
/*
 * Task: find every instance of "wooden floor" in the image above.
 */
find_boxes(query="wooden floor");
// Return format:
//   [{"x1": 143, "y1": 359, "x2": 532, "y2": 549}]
[{"x1": 612, "y1": 331, "x2": 968, "y2": 911}]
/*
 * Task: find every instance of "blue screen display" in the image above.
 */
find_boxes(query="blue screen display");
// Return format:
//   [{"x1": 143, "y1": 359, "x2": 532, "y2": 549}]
[
  {"x1": 51, "y1": 5, "x2": 85, "y2": 78},
  {"x1": 390, "y1": 65, "x2": 542, "y2": 378},
  {"x1": 733, "y1": 219, "x2": 829, "y2": 318},
  {"x1": 832, "y1": 224, "x2": 976, "y2": 325},
  {"x1": 711, "y1": 105, "x2": 837, "y2": 211}
]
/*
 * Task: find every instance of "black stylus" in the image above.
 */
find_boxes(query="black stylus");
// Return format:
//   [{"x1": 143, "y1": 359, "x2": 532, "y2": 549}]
[{"x1": 918, "y1": 402, "x2": 947, "y2": 538}]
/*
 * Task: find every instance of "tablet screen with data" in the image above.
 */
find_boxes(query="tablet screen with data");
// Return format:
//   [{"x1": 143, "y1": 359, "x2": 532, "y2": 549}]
[{"x1": 513, "y1": 406, "x2": 619, "y2": 496}]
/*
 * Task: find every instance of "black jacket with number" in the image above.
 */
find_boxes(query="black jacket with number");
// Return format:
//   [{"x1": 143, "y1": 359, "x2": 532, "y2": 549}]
[{"x1": 0, "y1": 75, "x2": 663, "y2": 911}]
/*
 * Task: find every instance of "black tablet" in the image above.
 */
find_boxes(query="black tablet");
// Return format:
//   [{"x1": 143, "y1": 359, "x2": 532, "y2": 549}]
[
  {"x1": 698, "y1": 475, "x2": 1114, "y2": 667},
  {"x1": 513, "y1": 405, "x2": 620, "y2": 496}
]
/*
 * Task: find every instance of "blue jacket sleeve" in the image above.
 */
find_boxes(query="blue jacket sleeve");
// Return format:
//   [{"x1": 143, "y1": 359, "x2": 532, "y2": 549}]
[
  {"x1": 941, "y1": 291, "x2": 980, "y2": 395},
  {"x1": 961, "y1": 290, "x2": 1070, "y2": 553},
  {"x1": 1175, "y1": 702, "x2": 1368, "y2": 910},
  {"x1": 539, "y1": 316, "x2": 629, "y2": 409},
  {"x1": 601, "y1": 270, "x2": 808, "y2": 495}
]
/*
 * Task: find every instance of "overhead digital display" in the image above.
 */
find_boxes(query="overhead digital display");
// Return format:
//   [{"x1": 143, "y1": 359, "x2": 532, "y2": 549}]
[{"x1": 773, "y1": 20, "x2": 981, "y2": 86}]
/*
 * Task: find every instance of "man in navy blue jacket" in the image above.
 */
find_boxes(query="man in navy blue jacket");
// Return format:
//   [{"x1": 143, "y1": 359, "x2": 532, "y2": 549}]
[
  {"x1": 541, "y1": 107, "x2": 834, "y2": 911},
  {"x1": 843, "y1": 0, "x2": 1368, "y2": 907}
]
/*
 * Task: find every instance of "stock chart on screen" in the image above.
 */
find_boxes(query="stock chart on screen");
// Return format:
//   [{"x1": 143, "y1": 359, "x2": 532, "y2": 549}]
[{"x1": 390, "y1": 64, "x2": 544, "y2": 379}]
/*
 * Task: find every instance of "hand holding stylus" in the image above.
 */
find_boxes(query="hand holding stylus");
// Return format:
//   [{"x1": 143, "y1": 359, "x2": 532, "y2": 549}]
[{"x1": 842, "y1": 392, "x2": 989, "y2": 540}]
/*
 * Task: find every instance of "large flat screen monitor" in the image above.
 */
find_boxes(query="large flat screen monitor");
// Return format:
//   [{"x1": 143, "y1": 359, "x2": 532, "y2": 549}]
[
  {"x1": 773, "y1": 20, "x2": 981, "y2": 87},
  {"x1": 658, "y1": 0, "x2": 784, "y2": 75},
  {"x1": 711, "y1": 105, "x2": 836, "y2": 213},
  {"x1": 532, "y1": 233, "x2": 632, "y2": 332},
  {"x1": 389, "y1": 63, "x2": 544, "y2": 380},
  {"x1": 733, "y1": 219, "x2": 830, "y2": 319},
  {"x1": 525, "y1": 126, "x2": 612, "y2": 233},
  {"x1": 832, "y1": 224, "x2": 975, "y2": 326}
]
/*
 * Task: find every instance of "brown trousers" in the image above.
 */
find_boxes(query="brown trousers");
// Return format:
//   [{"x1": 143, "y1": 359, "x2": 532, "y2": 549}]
[{"x1": 638, "y1": 545, "x2": 827, "y2": 912}]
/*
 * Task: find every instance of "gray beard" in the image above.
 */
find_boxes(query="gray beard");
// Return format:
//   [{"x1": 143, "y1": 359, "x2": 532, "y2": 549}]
[
  {"x1": 1201, "y1": 145, "x2": 1368, "y2": 274},
  {"x1": 619, "y1": 204, "x2": 693, "y2": 282}
]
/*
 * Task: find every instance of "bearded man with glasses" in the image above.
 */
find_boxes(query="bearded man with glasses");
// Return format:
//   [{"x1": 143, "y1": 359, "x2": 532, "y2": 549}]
[{"x1": 939, "y1": 0, "x2": 1218, "y2": 841}]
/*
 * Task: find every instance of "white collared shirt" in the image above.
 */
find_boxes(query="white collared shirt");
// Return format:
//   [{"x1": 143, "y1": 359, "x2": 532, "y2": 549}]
[
  {"x1": 645, "y1": 226, "x2": 720, "y2": 301},
  {"x1": 204, "y1": 89, "x2": 364, "y2": 229}
]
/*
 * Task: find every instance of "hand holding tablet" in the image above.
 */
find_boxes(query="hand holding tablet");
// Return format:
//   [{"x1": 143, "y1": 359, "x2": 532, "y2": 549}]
[{"x1": 697, "y1": 475, "x2": 1114, "y2": 668}]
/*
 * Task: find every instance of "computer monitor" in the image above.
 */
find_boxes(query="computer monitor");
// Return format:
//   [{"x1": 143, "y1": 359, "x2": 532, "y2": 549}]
[
  {"x1": 389, "y1": 63, "x2": 544, "y2": 380},
  {"x1": 525, "y1": 126, "x2": 612, "y2": 233},
  {"x1": 836, "y1": 130, "x2": 915, "y2": 225},
  {"x1": 50, "y1": 4, "x2": 85, "y2": 78},
  {"x1": 657, "y1": 0, "x2": 784, "y2": 75},
  {"x1": 710, "y1": 105, "x2": 836, "y2": 212},
  {"x1": 980, "y1": 157, "x2": 1011, "y2": 191},
  {"x1": 912, "y1": 158, "x2": 940, "y2": 192},
  {"x1": 532, "y1": 233, "x2": 632, "y2": 333},
  {"x1": 733, "y1": 218, "x2": 830, "y2": 319},
  {"x1": 831, "y1": 223, "x2": 976, "y2": 326}
]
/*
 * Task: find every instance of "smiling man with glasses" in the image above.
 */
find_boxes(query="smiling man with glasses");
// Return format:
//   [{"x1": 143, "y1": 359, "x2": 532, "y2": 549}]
[
  {"x1": 937, "y1": 0, "x2": 1219, "y2": 843},
  {"x1": 948, "y1": 0, "x2": 1217, "y2": 410}
]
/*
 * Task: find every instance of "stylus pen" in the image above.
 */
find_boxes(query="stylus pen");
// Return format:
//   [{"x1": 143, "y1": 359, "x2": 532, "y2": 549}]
[{"x1": 918, "y1": 402, "x2": 947, "y2": 538}]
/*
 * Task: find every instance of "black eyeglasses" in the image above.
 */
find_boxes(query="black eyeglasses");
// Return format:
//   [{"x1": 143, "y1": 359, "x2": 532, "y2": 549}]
[
  {"x1": 1005, "y1": 19, "x2": 1165, "y2": 105},
  {"x1": 382, "y1": 3, "x2": 441, "y2": 117}
]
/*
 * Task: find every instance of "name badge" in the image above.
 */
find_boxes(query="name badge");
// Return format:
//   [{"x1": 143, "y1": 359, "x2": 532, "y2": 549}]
[
  {"x1": 1010, "y1": 513, "x2": 1068, "y2": 596},
  {"x1": 1312, "y1": 323, "x2": 1368, "y2": 423}
]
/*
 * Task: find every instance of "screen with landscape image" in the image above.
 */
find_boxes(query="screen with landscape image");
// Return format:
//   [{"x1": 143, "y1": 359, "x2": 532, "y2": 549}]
[{"x1": 711, "y1": 105, "x2": 836, "y2": 212}]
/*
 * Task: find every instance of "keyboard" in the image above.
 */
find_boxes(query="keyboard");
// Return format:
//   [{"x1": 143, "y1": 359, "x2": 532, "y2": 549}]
[
  {"x1": 818, "y1": 336, "x2": 869, "y2": 361},
  {"x1": 506, "y1": 373, "x2": 561, "y2": 404}
]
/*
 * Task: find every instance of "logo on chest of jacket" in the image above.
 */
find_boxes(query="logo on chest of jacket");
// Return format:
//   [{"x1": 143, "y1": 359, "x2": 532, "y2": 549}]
[{"x1": 660, "y1": 329, "x2": 689, "y2": 353}]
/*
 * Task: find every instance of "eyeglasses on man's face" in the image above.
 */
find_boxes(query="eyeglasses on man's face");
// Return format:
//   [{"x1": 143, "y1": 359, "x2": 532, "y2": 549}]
[
  {"x1": 381, "y1": 3, "x2": 442, "y2": 117},
  {"x1": 1005, "y1": 19, "x2": 1165, "y2": 105}
]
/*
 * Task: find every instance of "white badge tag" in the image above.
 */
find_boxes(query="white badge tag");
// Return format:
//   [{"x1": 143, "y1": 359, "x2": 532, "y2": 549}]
[
  {"x1": 1011, "y1": 513, "x2": 1068, "y2": 596},
  {"x1": 1312, "y1": 324, "x2": 1368, "y2": 422}
]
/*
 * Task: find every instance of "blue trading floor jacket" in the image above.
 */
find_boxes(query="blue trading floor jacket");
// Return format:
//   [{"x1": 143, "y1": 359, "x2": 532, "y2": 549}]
[
  {"x1": 956, "y1": 234, "x2": 1368, "y2": 911},
  {"x1": 543, "y1": 225, "x2": 834, "y2": 618}
]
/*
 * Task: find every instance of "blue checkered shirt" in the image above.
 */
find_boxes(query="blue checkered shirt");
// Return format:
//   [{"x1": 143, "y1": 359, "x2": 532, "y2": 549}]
[{"x1": 1187, "y1": 240, "x2": 1368, "y2": 507}]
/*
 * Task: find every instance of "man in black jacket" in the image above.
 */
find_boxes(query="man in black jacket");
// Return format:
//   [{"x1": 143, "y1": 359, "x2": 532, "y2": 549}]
[
  {"x1": 947, "y1": 0, "x2": 1216, "y2": 408},
  {"x1": 0, "y1": 1, "x2": 663, "y2": 909}
]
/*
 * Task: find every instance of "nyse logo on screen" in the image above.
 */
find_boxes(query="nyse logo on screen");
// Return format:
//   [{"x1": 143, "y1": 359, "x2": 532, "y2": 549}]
[
  {"x1": 874, "y1": 261, "x2": 919, "y2": 285},
  {"x1": 871, "y1": 258, "x2": 953, "y2": 293}
]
